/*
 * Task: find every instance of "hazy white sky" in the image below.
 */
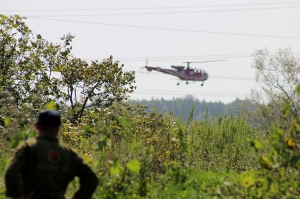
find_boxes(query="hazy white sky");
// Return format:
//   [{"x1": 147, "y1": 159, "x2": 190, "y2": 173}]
[{"x1": 1, "y1": 0, "x2": 300, "y2": 103}]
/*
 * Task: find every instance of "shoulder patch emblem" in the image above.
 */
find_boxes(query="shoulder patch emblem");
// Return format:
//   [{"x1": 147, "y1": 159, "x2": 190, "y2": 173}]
[{"x1": 48, "y1": 150, "x2": 61, "y2": 164}]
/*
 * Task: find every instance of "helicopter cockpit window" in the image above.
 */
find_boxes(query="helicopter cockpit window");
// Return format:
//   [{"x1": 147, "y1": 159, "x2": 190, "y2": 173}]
[{"x1": 189, "y1": 71, "x2": 194, "y2": 75}]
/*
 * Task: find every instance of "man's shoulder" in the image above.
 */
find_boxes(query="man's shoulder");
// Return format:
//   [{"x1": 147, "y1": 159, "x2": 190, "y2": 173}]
[
  {"x1": 21, "y1": 137, "x2": 73, "y2": 151},
  {"x1": 58, "y1": 139, "x2": 75, "y2": 151},
  {"x1": 18, "y1": 137, "x2": 38, "y2": 148}
]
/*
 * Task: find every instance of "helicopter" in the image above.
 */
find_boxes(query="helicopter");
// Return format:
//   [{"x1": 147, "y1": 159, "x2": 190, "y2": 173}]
[{"x1": 144, "y1": 60, "x2": 226, "y2": 86}]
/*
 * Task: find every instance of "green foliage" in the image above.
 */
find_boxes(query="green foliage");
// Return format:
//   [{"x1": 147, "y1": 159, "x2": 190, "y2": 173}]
[
  {"x1": 0, "y1": 15, "x2": 136, "y2": 127},
  {"x1": 58, "y1": 90, "x2": 300, "y2": 198},
  {"x1": 128, "y1": 95, "x2": 243, "y2": 122},
  {"x1": 241, "y1": 48, "x2": 300, "y2": 132},
  {"x1": 126, "y1": 159, "x2": 141, "y2": 173},
  {"x1": 44, "y1": 101, "x2": 56, "y2": 110},
  {"x1": 60, "y1": 56, "x2": 136, "y2": 124},
  {"x1": 1, "y1": 16, "x2": 300, "y2": 198},
  {"x1": 0, "y1": 99, "x2": 263, "y2": 198},
  {"x1": 49, "y1": 103, "x2": 260, "y2": 198},
  {"x1": 245, "y1": 86, "x2": 300, "y2": 198},
  {"x1": 0, "y1": 15, "x2": 70, "y2": 110},
  {"x1": 2, "y1": 96, "x2": 300, "y2": 199}
]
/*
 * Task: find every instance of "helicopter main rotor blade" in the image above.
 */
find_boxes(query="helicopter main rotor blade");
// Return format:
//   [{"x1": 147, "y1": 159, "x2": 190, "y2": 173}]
[{"x1": 182, "y1": 60, "x2": 226, "y2": 64}]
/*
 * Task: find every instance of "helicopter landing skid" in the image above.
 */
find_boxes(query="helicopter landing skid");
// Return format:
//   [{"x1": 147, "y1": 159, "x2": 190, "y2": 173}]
[{"x1": 177, "y1": 81, "x2": 204, "y2": 86}]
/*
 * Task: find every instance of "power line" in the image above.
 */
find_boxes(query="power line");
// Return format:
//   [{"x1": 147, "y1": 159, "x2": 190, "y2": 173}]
[
  {"x1": 133, "y1": 71, "x2": 254, "y2": 81},
  {"x1": 28, "y1": 18, "x2": 300, "y2": 40},
  {"x1": 125, "y1": 69, "x2": 255, "y2": 81},
  {"x1": 83, "y1": 52, "x2": 300, "y2": 62},
  {"x1": 24, "y1": 6, "x2": 300, "y2": 18},
  {"x1": 2, "y1": 1, "x2": 300, "y2": 12},
  {"x1": 134, "y1": 89, "x2": 246, "y2": 94},
  {"x1": 209, "y1": 76, "x2": 254, "y2": 80},
  {"x1": 99, "y1": 56, "x2": 252, "y2": 62},
  {"x1": 131, "y1": 90, "x2": 247, "y2": 97},
  {"x1": 84, "y1": 54, "x2": 253, "y2": 61},
  {"x1": 131, "y1": 93, "x2": 245, "y2": 98}
]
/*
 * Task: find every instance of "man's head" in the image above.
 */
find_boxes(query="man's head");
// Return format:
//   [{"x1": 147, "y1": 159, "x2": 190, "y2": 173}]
[{"x1": 35, "y1": 110, "x2": 61, "y2": 136}]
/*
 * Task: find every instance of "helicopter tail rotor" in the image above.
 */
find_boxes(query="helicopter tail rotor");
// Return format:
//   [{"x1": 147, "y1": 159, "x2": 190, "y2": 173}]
[{"x1": 140, "y1": 59, "x2": 149, "y2": 75}]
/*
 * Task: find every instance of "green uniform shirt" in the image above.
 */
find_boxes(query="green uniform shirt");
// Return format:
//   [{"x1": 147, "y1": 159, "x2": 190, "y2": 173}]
[{"x1": 5, "y1": 135, "x2": 98, "y2": 199}]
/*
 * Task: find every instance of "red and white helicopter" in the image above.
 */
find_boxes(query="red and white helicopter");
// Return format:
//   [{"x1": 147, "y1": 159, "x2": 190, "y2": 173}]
[{"x1": 144, "y1": 60, "x2": 225, "y2": 86}]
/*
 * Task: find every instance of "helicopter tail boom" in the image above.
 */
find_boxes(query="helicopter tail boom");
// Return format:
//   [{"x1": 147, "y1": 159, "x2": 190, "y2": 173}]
[{"x1": 146, "y1": 66, "x2": 153, "y2": 71}]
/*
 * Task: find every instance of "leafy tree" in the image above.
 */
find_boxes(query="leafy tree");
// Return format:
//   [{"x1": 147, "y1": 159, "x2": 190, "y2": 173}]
[
  {"x1": 241, "y1": 48, "x2": 300, "y2": 132},
  {"x1": 59, "y1": 57, "x2": 136, "y2": 123},
  {"x1": 0, "y1": 15, "x2": 136, "y2": 125},
  {"x1": 0, "y1": 15, "x2": 71, "y2": 110},
  {"x1": 0, "y1": 14, "x2": 74, "y2": 130}
]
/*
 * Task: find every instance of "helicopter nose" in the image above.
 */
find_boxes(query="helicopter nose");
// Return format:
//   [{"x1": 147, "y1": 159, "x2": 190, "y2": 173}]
[{"x1": 204, "y1": 73, "x2": 208, "y2": 79}]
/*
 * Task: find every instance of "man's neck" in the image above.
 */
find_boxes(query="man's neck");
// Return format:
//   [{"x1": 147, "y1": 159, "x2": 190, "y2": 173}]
[{"x1": 38, "y1": 131, "x2": 58, "y2": 137}]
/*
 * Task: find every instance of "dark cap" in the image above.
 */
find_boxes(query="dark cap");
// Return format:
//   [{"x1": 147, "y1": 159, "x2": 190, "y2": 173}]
[{"x1": 37, "y1": 110, "x2": 61, "y2": 127}]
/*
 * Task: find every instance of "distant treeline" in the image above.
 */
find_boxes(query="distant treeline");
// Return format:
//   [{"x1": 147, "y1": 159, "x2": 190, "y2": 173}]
[{"x1": 128, "y1": 95, "x2": 244, "y2": 121}]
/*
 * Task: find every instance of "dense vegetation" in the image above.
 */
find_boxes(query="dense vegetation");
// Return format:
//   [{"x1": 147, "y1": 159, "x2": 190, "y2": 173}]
[
  {"x1": 1, "y1": 15, "x2": 300, "y2": 198},
  {"x1": 128, "y1": 95, "x2": 243, "y2": 121}
]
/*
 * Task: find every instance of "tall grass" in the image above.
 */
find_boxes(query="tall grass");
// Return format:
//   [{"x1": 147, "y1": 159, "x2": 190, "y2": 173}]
[{"x1": 1, "y1": 104, "x2": 298, "y2": 198}]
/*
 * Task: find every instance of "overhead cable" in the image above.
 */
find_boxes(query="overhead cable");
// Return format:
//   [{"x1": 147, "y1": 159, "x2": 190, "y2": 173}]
[
  {"x1": 131, "y1": 90, "x2": 247, "y2": 97},
  {"x1": 2, "y1": 1, "x2": 300, "y2": 12},
  {"x1": 83, "y1": 52, "x2": 300, "y2": 62},
  {"x1": 23, "y1": 6, "x2": 300, "y2": 18},
  {"x1": 133, "y1": 71, "x2": 254, "y2": 81},
  {"x1": 28, "y1": 18, "x2": 300, "y2": 40}
]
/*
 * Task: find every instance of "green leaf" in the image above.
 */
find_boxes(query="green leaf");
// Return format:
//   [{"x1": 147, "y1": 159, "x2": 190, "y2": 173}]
[
  {"x1": 126, "y1": 159, "x2": 141, "y2": 173},
  {"x1": 258, "y1": 177, "x2": 272, "y2": 191},
  {"x1": 258, "y1": 156, "x2": 273, "y2": 170},
  {"x1": 14, "y1": 15, "x2": 21, "y2": 20},
  {"x1": 0, "y1": 14, "x2": 7, "y2": 19},
  {"x1": 241, "y1": 176, "x2": 255, "y2": 188},
  {"x1": 282, "y1": 103, "x2": 291, "y2": 118},
  {"x1": 110, "y1": 166, "x2": 121, "y2": 175},
  {"x1": 12, "y1": 23, "x2": 18, "y2": 28},
  {"x1": 290, "y1": 155, "x2": 300, "y2": 166},
  {"x1": 44, "y1": 101, "x2": 56, "y2": 110},
  {"x1": 82, "y1": 154, "x2": 93, "y2": 164},
  {"x1": 37, "y1": 83, "x2": 43, "y2": 89},
  {"x1": 97, "y1": 136, "x2": 107, "y2": 150},
  {"x1": 296, "y1": 84, "x2": 300, "y2": 94},
  {"x1": 254, "y1": 140, "x2": 263, "y2": 150},
  {"x1": 4, "y1": 117, "x2": 10, "y2": 127},
  {"x1": 10, "y1": 137, "x2": 19, "y2": 148},
  {"x1": 294, "y1": 123, "x2": 300, "y2": 132},
  {"x1": 67, "y1": 109, "x2": 74, "y2": 116},
  {"x1": 275, "y1": 128, "x2": 284, "y2": 136}
]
